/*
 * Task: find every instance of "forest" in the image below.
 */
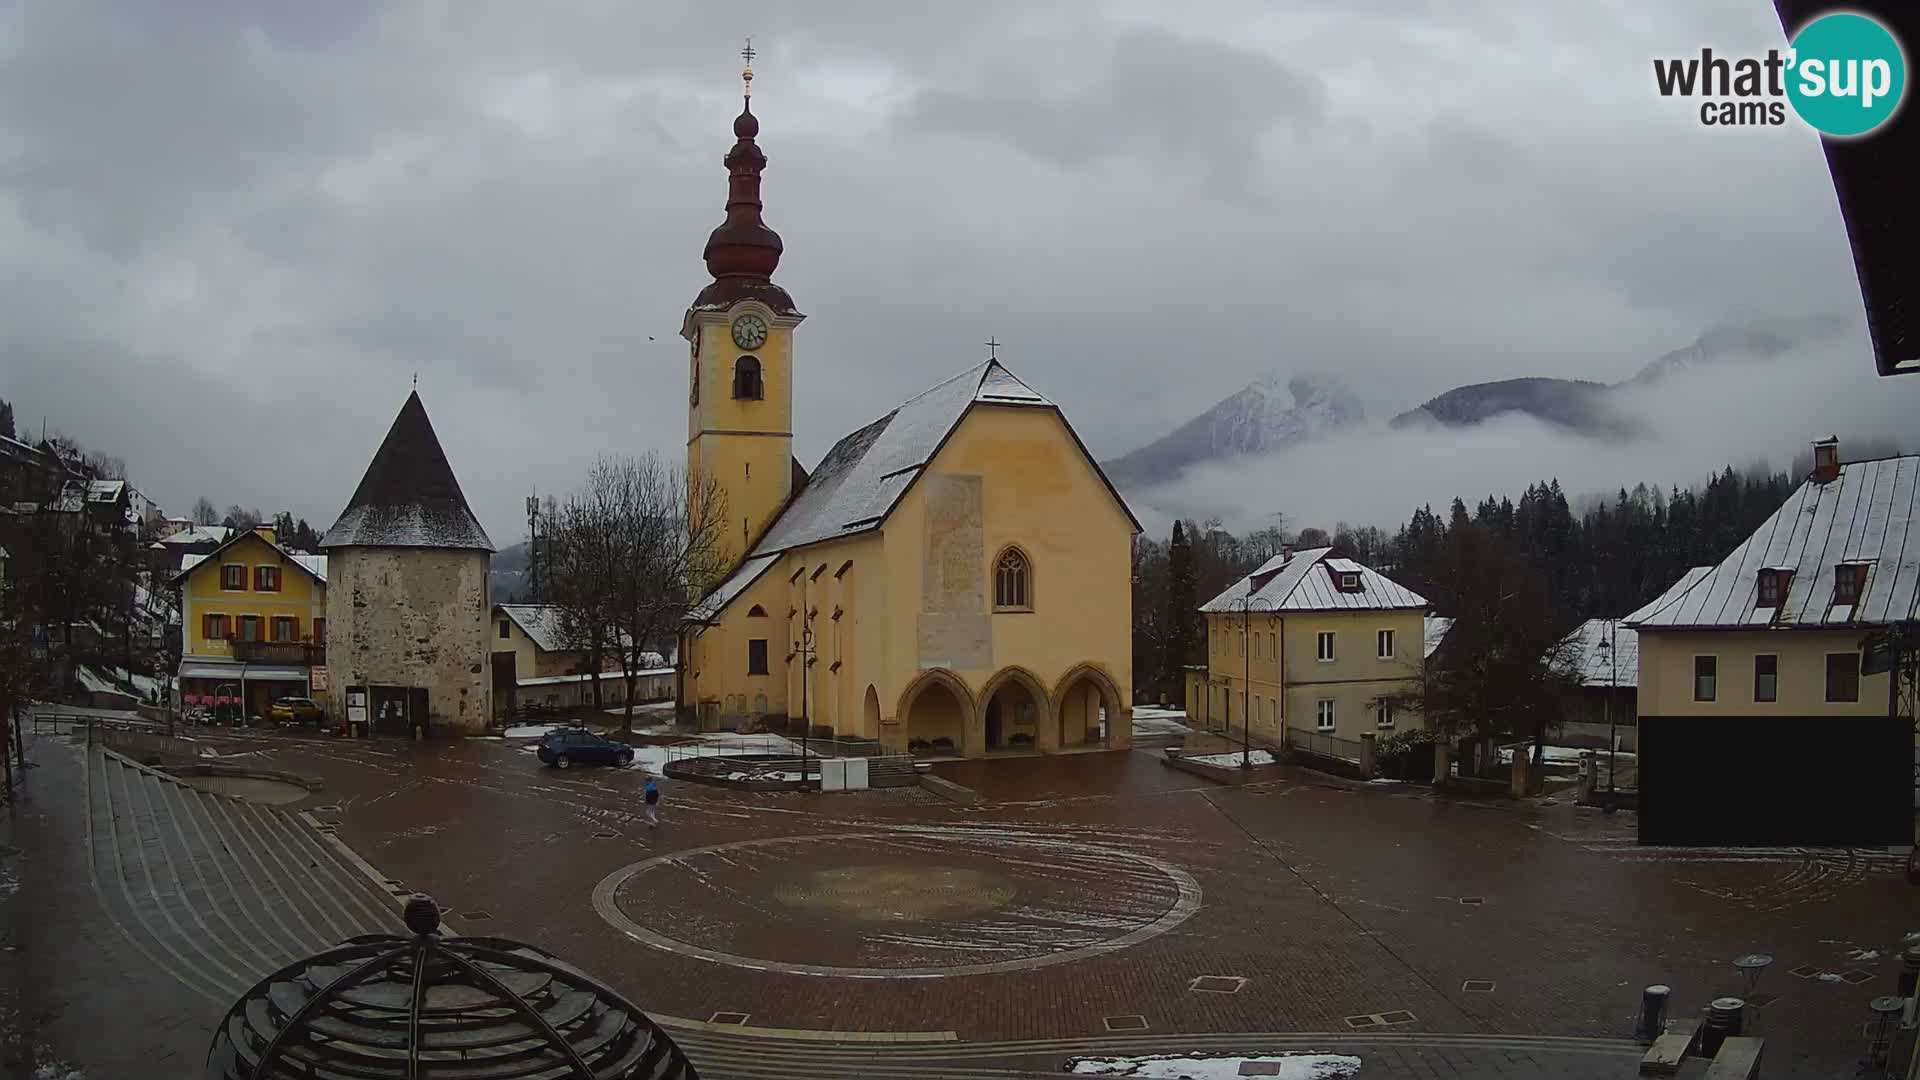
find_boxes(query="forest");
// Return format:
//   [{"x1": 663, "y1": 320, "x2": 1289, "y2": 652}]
[{"x1": 1130, "y1": 439, "x2": 1905, "y2": 705}]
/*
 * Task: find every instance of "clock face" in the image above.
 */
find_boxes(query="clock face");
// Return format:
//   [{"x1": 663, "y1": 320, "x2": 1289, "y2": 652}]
[{"x1": 731, "y1": 314, "x2": 769, "y2": 350}]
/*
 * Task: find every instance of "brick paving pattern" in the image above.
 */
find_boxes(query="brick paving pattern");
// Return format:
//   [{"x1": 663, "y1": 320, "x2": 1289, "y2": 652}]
[{"x1": 6, "y1": 722, "x2": 1915, "y2": 1079}]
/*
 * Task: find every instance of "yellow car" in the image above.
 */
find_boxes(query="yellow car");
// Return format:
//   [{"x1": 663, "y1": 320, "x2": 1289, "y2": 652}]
[{"x1": 269, "y1": 697, "x2": 325, "y2": 726}]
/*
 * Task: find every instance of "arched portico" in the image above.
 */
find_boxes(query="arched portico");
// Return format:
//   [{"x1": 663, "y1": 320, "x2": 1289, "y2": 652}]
[
  {"x1": 862, "y1": 684, "x2": 881, "y2": 740},
  {"x1": 898, "y1": 668, "x2": 975, "y2": 758},
  {"x1": 978, "y1": 666, "x2": 1051, "y2": 753},
  {"x1": 1053, "y1": 663, "x2": 1127, "y2": 750}
]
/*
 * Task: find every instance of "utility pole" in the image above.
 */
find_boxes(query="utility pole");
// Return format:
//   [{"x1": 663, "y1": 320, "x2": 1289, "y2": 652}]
[{"x1": 525, "y1": 494, "x2": 542, "y2": 602}]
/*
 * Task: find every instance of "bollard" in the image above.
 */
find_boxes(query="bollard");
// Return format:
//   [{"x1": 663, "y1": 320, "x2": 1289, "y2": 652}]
[
  {"x1": 1899, "y1": 945, "x2": 1920, "y2": 1000},
  {"x1": 1639, "y1": 984, "x2": 1671, "y2": 1042},
  {"x1": 1702, "y1": 997, "x2": 1744, "y2": 1057}
]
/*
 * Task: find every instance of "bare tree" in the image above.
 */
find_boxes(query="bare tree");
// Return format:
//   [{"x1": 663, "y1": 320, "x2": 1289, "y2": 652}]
[
  {"x1": 190, "y1": 497, "x2": 219, "y2": 526},
  {"x1": 546, "y1": 454, "x2": 728, "y2": 736}
]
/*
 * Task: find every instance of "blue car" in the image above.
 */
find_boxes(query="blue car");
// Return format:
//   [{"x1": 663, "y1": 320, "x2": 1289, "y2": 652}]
[{"x1": 536, "y1": 728, "x2": 635, "y2": 770}]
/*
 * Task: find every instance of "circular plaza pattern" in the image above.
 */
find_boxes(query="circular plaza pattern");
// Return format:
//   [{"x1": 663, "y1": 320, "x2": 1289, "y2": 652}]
[{"x1": 591, "y1": 827, "x2": 1203, "y2": 978}]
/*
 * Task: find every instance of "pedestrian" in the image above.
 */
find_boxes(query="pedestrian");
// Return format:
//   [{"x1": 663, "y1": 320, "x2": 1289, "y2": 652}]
[{"x1": 643, "y1": 778, "x2": 661, "y2": 828}]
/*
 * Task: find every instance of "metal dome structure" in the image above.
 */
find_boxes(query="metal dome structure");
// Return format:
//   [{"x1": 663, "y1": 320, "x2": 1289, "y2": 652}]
[{"x1": 206, "y1": 895, "x2": 697, "y2": 1079}]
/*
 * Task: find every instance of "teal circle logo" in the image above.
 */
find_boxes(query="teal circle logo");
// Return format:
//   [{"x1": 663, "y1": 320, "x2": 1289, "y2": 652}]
[{"x1": 1786, "y1": 12, "x2": 1906, "y2": 137}]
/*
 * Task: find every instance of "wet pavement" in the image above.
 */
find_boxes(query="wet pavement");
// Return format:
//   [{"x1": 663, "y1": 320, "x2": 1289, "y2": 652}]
[{"x1": 4, "y1": 722, "x2": 1916, "y2": 1078}]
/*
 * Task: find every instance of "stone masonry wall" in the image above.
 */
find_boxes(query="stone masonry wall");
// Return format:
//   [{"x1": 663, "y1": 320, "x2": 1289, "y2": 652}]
[{"x1": 326, "y1": 547, "x2": 491, "y2": 735}]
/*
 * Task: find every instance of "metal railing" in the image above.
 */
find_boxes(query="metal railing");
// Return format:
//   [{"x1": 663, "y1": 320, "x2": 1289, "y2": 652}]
[{"x1": 1286, "y1": 726, "x2": 1363, "y2": 764}]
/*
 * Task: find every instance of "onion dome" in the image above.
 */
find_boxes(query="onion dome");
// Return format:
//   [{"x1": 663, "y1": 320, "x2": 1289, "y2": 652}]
[
  {"x1": 691, "y1": 50, "x2": 798, "y2": 316},
  {"x1": 204, "y1": 895, "x2": 697, "y2": 1079}
]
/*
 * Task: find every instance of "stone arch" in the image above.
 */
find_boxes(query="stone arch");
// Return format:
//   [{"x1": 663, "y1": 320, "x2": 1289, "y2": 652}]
[
  {"x1": 897, "y1": 668, "x2": 975, "y2": 758},
  {"x1": 978, "y1": 666, "x2": 1051, "y2": 753},
  {"x1": 1052, "y1": 662, "x2": 1125, "y2": 749},
  {"x1": 863, "y1": 684, "x2": 881, "y2": 739}
]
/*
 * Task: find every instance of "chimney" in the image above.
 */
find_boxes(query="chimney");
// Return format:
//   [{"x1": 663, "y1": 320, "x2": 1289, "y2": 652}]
[
  {"x1": 254, "y1": 525, "x2": 277, "y2": 545},
  {"x1": 1280, "y1": 544, "x2": 1295, "y2": 562},
  {"x1": 1811, "y1": 437, "x2": 1840, "y2": 484}
]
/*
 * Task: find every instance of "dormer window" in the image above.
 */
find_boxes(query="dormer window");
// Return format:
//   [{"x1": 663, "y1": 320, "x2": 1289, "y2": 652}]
[
  {"x1": 732, "y1": 356, "x2": 763, "y2": 400},
  {"x1": 1756, "y1": 568, "x2": 1791, "y2": 607},
  {"x1": 1324, "y1": 558, "x2": 1366, "y2": 593},
  {"x1": 1833, "y1": 563, "x2": 1869, "y2": 606},
  {"x1": 1338, "y1": 572, "x2": 1361, "y2": 592}
]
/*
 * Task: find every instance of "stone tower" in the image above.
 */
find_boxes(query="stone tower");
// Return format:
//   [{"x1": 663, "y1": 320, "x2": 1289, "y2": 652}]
[
  {"x1": 682, "y1": 77, "x2": 805, "y2": 581},
  {"x1": 320, "y1": 391, "x2": 495, "y2": 735}
]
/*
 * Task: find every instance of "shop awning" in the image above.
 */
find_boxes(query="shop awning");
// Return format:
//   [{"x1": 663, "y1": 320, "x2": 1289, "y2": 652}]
[{"x1": 178, "y1": 661, "x2": 310, "y2": 682}]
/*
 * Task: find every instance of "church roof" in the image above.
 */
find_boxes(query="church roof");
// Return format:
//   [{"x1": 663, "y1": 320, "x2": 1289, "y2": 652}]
[
  {"x1": 320, "y1": 391, "x2": 494, "y2": 552},
  {"x1": 688, "y1": 359, "x2": 1140, "y2": 621}
]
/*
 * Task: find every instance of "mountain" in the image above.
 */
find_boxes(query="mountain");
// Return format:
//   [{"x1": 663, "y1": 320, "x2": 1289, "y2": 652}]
[
  {"x1": 1622, "y1": 311, "x2": 1852, "y2": 386},
  {"x1": 489, "y1": 540, "x2": 530, "y2": 604},
  {"x1": 1103, "y1": 374, "x2": 1364, "y2": 490},
  {"x1": 1388, "y1": 377, "x2": 1634, "y2": 437}
]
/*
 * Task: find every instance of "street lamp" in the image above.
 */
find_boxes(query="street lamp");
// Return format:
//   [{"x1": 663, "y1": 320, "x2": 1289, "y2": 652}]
[
  {"x1": 1598, "y1": 621, "x2": 1619, "y2": 814},
  {"x1": 793, "y1": 573, "x2": 816, "y2": 786},
  {"x1": 1226, "y1": 595, "x2": 1275, "y2": 770}
]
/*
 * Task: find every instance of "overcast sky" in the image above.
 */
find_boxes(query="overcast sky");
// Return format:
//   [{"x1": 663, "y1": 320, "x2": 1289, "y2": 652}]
[{"x1": 3, "y1": 0, "x2": 1914, "y2": 545}]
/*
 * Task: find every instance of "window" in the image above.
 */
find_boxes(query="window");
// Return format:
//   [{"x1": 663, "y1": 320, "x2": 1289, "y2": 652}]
[
  {"x1": 498, "y1": 619, "x2": 511, "y2": 639},
  {"x1": 203, "y1": 613, "x2": 229, "y2": 640},
  {"x1": 1338, "y1": 571, "x2": 1361, "y2": 592},
  {"x1": 239, "y1": 615, "x2": 262, "y2": 643},
  {"x1": 314, "y1": 617, "x2": 326, "y2": 642},
  {"x1": 1315, "y1": 699, "x2": 1336, "y2": 731},
  {"x1": 1833, "y1": 563, "x2": 1868, "y2": 605},
  {"x1": 1316, "y1": 631, "x2": 1335, "y2": 662},
  {"x1": 1756, "y1": 568, "x2": 1789, "y2": 607},
  {"x1": 1376, "y1": 629, "x2": 1395, "y2": 659},
  {"x1": 221, "y1": 564, "x2": 246, "y2": 590},
  {"x1": 732, "y1": 356, "x2": 764, "y2": 400},
  {"x1": 1753, "y1": 654, "x2": 1778, "y2": 702},
  {"x1": 747, "y1": 604, "x2": 767, "y2": 617},
  {"x1": 1375, "y1": 701, "x2": 1394, "y2": 728},
  {"x1": 747, "y1": 638, "x2": 769, "y2": 676},
  {"x1": 994, "y1": 547, "x2": 1031, "y2": 610},
  {"x1": 1825, "y1": 651, "x2": 1860, "y2": 703},
  {"x1": 271, "y1": 616, "x2": 297, "y2": 643},
  {"x1": 1693, "y1": 655, "x2": 1716, "y2": 701},
  {"x1": 254, "y1": 565, "x2": 280, "y2": 592}
]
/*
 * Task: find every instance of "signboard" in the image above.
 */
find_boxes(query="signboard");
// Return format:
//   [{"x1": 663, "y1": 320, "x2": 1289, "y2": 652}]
[
  {"x1": 310, "y1": 666, "x2": 329, "y2": 692},
  {"x1": 346, "y1": 688, "x2": 367, "y2": 727}
]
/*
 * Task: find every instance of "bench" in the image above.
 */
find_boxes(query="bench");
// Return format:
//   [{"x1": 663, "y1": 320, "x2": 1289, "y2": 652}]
[
  {"x1": 1701, "y1": 1037, "x2": 1762, "y2": 1080},
  {"x1": 1641, "y1": 1019, "x2": 1701, "y2": 1075}
]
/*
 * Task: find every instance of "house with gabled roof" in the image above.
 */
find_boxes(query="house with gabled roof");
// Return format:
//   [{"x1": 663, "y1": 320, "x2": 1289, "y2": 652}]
[
  {"x1": 320, "y1": 391, "x2": 494, "y2": 736},
  {"x1": 675, "y1": 81, "x2": 1138, "y2": 757},
  {"x1": 1186, "y1": 547, "x2": 1431, "y2": 754},
  {"x1": 1625, "y1": 438, "x2": 1919, "y2": 835},
  {"x1": 171, "y1": 525, "x2": 329, "y2": 718}
]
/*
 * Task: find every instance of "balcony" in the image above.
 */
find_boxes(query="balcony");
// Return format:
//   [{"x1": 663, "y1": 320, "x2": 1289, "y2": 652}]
[{"x1": 231, "y1": 640, "x2": 324, "y2": 666}]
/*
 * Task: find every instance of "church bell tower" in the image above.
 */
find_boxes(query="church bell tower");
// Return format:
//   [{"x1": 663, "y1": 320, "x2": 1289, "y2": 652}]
[{"x1": 684, "y1": 41, "x2": 804, "y2": 576}]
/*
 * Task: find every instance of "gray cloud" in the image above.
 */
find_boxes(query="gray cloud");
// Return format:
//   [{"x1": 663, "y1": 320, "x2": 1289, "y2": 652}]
[{"x1": 2, "y1": 0, "x2": 1914, "y2": 544}]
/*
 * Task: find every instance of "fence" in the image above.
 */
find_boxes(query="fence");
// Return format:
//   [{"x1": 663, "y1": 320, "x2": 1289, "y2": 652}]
[{"x1": 1286, "y1": 726, "x2": 1364, "y2": 764}]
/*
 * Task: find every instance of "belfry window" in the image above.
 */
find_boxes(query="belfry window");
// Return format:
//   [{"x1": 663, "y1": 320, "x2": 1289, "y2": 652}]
[
  {"x1": 993, "y1": 547, "x2": 1031, "y2": 611},
  {"x1": 733, "y1": 356, "x2": 763, "y2": 400}
]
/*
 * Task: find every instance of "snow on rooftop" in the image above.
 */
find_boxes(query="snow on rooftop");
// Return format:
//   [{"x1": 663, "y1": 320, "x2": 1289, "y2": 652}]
[
  {"x1": 687, "y1": 553, "x2": 780, "y2": 622},
  {"x1": 1202, "y1": 548, "x2": 1426, "y2": 613},
  {"x1": 1556, "y1": 618, "x2": 1638, "y2": 687},
  {"x1": 1627, "y1": 454, "x2": 1920, "y2": 629},
  {"x1": 1424, "y1": 616, "x2": 1453, "y2": 658},
  {"x1": 157, "y1": 525, "x2": 233, "y2": 546}
]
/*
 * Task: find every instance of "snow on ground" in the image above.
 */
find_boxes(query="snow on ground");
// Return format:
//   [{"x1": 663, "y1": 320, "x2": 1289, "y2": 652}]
[
  {"x1": 1495, "y1": 745, "x2": 1614, "y2": 766},
  {"x1": 1067, "y1": 1052, "x2": 1361, "y2": 1078},
  {"x1": 629, "y1": 744, "x2": 795, "y2": 776},
  {"x1": 503, "y1": 724, "x2": 562, "y2": 739},
  {"x1": 1132, "y1": 707, "x2": 1193, "y2": 737},
  {"x1": 1185, "y1": 749, "x2": 1277, "y2": 767}
]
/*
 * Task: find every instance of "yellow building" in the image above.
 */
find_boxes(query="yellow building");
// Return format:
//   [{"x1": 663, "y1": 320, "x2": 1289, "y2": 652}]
[
  {"x1": 172, "y1": 526, "x2": 328, "y2": 716},
  {"x1": 1624, "y1": 440, "x2": 1920, "y2": 835},
  {"x1": 677, "y1": 85, "x2": 1140, "y2": 758},
  {"x1": 1186, "y1": 548, "x2": 1430, "y2": 754}
]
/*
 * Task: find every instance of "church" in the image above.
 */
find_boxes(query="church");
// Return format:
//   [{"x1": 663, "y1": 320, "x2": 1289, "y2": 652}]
[{"x1": 677, "y1": 61, "x2": 1139, "y2": 759}]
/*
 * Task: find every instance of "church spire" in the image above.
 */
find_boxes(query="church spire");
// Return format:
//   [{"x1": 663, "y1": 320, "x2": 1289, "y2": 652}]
[{"x1": 703, "y1": 37, "x2": 783, "y2": 283}]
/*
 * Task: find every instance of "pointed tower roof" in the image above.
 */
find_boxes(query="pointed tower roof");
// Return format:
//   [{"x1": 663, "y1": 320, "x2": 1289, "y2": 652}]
[
  {"x1": 690, "y1": 47, "x2": 800, "y2": 318},
  {"x1": 319, "y1": 391, "x2": 494, "y2": 552}
]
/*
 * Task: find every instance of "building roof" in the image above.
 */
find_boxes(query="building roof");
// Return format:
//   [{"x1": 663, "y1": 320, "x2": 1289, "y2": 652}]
[
  {"x1": 1773, "y1": 0, "x2": 1917, "y2": 377},
  {"x1": 1626, "y1": 454, "x2": 1920, "y2": 629},
  {"x1": 1423, "y1": 616, "x2": 1453, "y2": 658},
  {"x1": 496, "y1": 604, "x2": 575, "y2": 653},
  {"x1": 320, "y1": 391, "x2": 494, "y2": 552},
  {"x1": 1556, "y1": 618, "x2": 1638, "y2": 688},
  {"x1": 688, "y1": 360, "x2": 1139, "y2": 622},
  {"x1": 174, "y1": 532, "x2": 328, "y2": 585},
  {"x1": 154, "y1": 524, "x2": 233, "y2": 547},
  {"x1": 1622, "y1": 566, "x2": 1714, "y2": 625},
  {"x1": 1200, "y1": 547, "x2": 1428, "y2": 613}
]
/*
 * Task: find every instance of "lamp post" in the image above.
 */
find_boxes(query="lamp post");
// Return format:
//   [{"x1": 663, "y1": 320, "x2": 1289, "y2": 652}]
[
  {"x1": 1227, "y1": 595, "x2": 1274, "y2": 770},
  {"x1": 1598, "y1": 621, "x2": 1619, "y2": 813},
  {"x1": 793, "y1": 573, "x2": 815, "y2": 785}
]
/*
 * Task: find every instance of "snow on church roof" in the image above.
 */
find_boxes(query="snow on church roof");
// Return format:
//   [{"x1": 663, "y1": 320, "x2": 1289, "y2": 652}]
[
  {"x1": 747, "y1": 360, "x2": 1053, "y2": 556},
  {"x1": 1626, "y1": 454, "x2": 1920, "y2": 630}
]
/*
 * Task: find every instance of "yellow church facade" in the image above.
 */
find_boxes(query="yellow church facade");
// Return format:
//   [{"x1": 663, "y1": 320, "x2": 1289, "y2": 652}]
[{"x1": 676, "y1": 78, "x2": 1138, "y2": 758}]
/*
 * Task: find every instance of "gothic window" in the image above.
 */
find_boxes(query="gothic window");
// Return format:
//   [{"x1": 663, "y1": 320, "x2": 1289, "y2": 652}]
[
  {"x1": 993, "y1": 546, "x2": 1031, "y2": 611},
  {"x1": 747, "y1": 604, "x2": 767, "y2": 617},
  {"x1": 733, "y1": 356, "x2": 763, "y2": 400}
]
